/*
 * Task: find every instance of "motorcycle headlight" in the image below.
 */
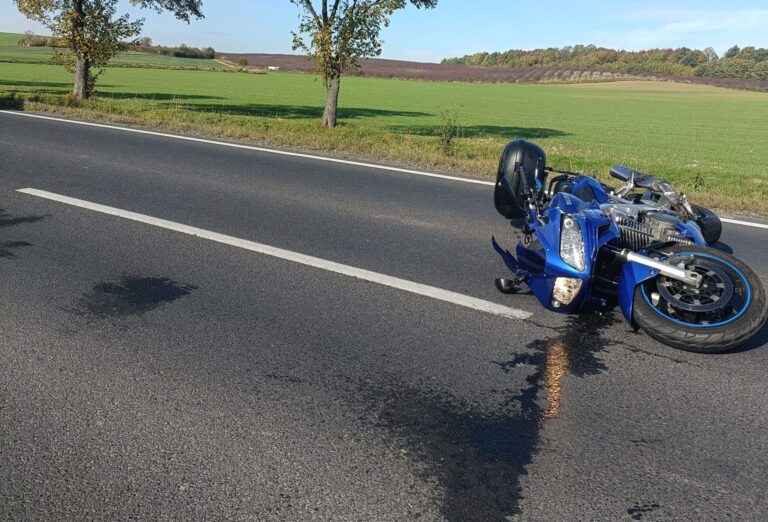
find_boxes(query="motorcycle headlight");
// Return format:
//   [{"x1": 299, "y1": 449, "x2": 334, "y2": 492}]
[
  {"x1": 560, "y1": 217, "x2": 586, "y2": 271},
  {"x1": 552, "y1": 277, "x2": 584, "y2": 307}
]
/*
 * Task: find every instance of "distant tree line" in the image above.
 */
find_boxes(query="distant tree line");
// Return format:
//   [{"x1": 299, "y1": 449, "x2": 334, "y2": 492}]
[
  {"x1": 18, "y1": 32, "x2": 215, "y2": 59},
  {"x1": 17, "y1": 30, "x2": 64, "y2": 47},
  {"x1": 132, "y1": 36, "x2": 215, "y2": 59},
  {"x1": 443, "y1": 45, "x2": 768, "y2": 81}
]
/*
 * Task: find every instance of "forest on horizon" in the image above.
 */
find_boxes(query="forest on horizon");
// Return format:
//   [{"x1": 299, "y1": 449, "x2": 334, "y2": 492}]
[{"x1": 444, "y1": 45, "x2": 768, "y2": 81}]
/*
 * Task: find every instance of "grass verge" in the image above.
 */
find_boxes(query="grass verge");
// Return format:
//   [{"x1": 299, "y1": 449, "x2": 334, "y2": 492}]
[
  {"x1": 2, "y1": 90, "x2": 766, "y2": 216},
  {"x1": 1, "y1": 63, "x2": 767, "y2": 215}
]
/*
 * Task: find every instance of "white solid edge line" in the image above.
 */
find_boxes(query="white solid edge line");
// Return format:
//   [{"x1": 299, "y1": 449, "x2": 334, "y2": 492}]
[
  {"x1": 16, "y1": 188, "x2": 531, "y2": 321},
  {"x1": 721, "y1": 218, "x2": 768, "y2": 230},
  {"x1": 5, "y1": 110, "x2": 766, "y2": 231},
  {"x1": 0, "y1": 110, "x2": 495, "y2": 187}
]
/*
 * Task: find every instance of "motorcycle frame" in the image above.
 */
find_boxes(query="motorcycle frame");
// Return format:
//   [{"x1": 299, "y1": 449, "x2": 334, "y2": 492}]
[{"x1": 493, "y1": 174, "x2": 709, "y2": 324}]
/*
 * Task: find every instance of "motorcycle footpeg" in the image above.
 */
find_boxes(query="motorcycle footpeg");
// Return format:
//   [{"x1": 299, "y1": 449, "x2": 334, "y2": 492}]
[{"x1": 495, "y1": 278, "x2": 519, "y2": 294}]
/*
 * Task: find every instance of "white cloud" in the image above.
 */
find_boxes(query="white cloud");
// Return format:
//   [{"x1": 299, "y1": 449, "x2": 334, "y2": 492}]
[{"x1": 593, "y1": 8, "x2": 768, "y2": 52}]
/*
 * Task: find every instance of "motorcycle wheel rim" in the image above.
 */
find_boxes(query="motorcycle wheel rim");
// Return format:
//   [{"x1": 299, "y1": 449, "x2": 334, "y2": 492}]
[{"x1": 640, "y1": 252, "x2": 752, "y2": 328}]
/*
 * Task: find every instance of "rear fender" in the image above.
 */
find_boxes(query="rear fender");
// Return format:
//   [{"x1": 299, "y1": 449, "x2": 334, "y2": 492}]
[{"x1": 618, "y1": 261, "x2": 659, "y2": 324}]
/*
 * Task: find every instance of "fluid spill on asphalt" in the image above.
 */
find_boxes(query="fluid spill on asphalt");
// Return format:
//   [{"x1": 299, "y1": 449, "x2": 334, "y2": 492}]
[
  {"x1": 0, "y1": 209, "x2": 47, "y2": 228},
  {"x1": 495, "y1": 312, "x2": 615, "y2": 420},
  {"x1": 71, "y1": 276, "x2": 196, "y2": 319},
  {"x1": 0, "y1": 241, "x2": 32, "y2": 259},
  {"x1": 354, "y1": 312, "x2": 618, "y2": 521},
  {"x1": 630, "y1": 437, "x2": 662, "y2": 447},
  {"x1": 0, "y1": 209, "x2": 46, "y2": 259},
  {"x1": 627, "y1": 502, "x2": 661, "y2": 520}
]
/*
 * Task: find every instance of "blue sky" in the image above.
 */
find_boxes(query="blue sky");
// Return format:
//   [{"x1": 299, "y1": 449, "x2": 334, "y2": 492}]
[{"x1": 1, "y1": 0, "x2": 767, "y2": 62}]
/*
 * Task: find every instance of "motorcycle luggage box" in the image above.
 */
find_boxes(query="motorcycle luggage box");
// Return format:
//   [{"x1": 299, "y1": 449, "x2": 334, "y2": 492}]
[{"x1": 494, "y1": 139, "x2": 547, "y2": 219}]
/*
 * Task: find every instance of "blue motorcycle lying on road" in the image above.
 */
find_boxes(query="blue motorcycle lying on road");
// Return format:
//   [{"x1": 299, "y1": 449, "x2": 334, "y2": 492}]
[{"x1": 492, "y1": 139, "x2": 767, "y2": 353}]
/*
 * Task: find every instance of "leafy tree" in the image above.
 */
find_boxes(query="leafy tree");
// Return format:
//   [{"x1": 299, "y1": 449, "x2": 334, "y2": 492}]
[
  {"x1": 290, "y1": 0, "x2": 438, "y2": 128},
  {"x1": 703, "y1": 46, "x2": 718, "y2": 62},
  {"x1": 13, "y1": 0, "x2": 203, "y2": 99},
  {"x1": 724, "y1": 45, "x2": 740, "y2": 59}
]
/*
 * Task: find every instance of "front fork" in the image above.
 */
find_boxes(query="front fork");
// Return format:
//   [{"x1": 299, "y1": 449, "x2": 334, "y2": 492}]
[
  {"x1": 616, "y1": 248, "x2": 701, "y2": 324},
  {"x1": 617, "y1": 249, "x2": 701, "y2": 287},
  {"x1": 493, "y1": 236, "x2": 702, "y2": 324}
]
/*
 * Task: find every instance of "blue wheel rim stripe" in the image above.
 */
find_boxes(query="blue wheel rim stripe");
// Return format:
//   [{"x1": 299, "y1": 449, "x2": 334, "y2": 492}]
[{"x1": 641, "y1": 252, "x2": 752, "y2": 328}]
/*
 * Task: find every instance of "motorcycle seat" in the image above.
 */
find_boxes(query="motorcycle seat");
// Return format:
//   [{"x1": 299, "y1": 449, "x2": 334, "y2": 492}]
[{"x1": 610, "y1": 165, "x2": 663, "y2": 190}]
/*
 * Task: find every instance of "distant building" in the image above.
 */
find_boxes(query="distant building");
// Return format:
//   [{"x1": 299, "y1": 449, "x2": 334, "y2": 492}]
[{"x1": 267, "y1": 66, "x2": 280, "y2": 71}]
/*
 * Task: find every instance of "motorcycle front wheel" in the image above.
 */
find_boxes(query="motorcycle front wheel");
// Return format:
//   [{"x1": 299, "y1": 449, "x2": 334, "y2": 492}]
[{"x1": 633, "y1": 245, "x2": 767, "y2": 353}]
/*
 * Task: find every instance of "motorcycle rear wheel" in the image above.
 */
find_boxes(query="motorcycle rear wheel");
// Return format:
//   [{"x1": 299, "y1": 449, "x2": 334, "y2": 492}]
[{"x1": 633, "y1": 245, "x2": 767, "y2": 353}]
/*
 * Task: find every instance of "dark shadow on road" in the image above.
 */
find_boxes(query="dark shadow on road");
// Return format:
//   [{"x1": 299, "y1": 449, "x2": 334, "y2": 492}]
[
  {"x1": 727, "y1": 318, "x2": 768, "y2": 353},
  {"x1": 70, "y1": 276, "x2": 196, "y2": 319},
  {"x1": 389, "y1": 124, "x2": 569, "y2": 139},
  {"x1": 354, "y1": 312, "x2": 617, "y2": 521},
  {"x1": 712, "y1": 241, "x2": 733, "y2": 254}
]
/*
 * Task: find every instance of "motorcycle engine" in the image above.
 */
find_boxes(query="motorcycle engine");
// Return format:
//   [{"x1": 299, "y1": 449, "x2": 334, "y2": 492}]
[
  {"x1": 643, "y1": 212, "x2": 688, "y2": 242},
  {"x1": 609, "y1": 210, "x2": 694, "y2": 250}
]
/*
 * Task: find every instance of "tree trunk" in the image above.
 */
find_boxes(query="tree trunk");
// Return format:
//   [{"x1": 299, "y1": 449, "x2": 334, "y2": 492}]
[
  {"x1": 322, "y1": 74, "x2": 341, "y2": 128},
  {"x1": 72, "y1": 57, "x2": 90, "y2": 100},
  {"x1": 70, "y1": 0, "x2": 89, "y2": 100}
]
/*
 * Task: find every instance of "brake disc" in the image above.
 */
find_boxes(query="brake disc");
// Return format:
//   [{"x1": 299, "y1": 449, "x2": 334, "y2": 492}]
[{"x1": 656, "y1": 260, "x2": 733, "y2": 313}]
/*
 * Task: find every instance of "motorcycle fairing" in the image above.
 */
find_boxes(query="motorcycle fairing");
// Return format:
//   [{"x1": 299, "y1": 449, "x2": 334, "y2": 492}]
[
  {"x1": 492, "y1": 236, "x2": 519, "y2": 273},
  {"x1": 492, "y1": 195, "x2": 621, "y2": 314},
  {"x1": 618, "y1": 260, "x2": 658, "y2": 324}
]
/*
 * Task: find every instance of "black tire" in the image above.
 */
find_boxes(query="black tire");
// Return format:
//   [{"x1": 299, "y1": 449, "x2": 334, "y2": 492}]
[
  {"x1": 633, "y1": 245, "x2": 767, "y2": 353},
  {"x1": 691, "y1": 204, "x2": 722, "y2": 246}
]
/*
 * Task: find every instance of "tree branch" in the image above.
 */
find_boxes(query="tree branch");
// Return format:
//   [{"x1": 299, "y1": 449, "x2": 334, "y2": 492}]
[
  {"x1": 329, "y1": 0, "x2": 342, "y2": 21},
  {"x1": 302, "y1": 0, "x2": 322, "y2": 27}
]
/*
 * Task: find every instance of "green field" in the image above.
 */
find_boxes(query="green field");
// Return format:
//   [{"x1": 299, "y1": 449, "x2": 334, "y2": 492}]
[
  {"x1": 0, "y1": 32, "x2": 220, "y2": 69},
  {"x1": 1, "y1": 36, "x2": 767, "y2": 212}
]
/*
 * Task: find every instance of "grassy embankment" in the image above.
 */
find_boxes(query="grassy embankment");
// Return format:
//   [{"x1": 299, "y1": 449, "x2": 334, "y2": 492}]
[{"x1": 1, "y1": 33, "x2": 767, "y2": 213}]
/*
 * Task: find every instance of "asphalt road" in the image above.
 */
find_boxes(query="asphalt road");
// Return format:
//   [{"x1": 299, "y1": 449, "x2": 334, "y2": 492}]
[{"x1": 1, "y1": 111, "x2": 767, "y2": 521}]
